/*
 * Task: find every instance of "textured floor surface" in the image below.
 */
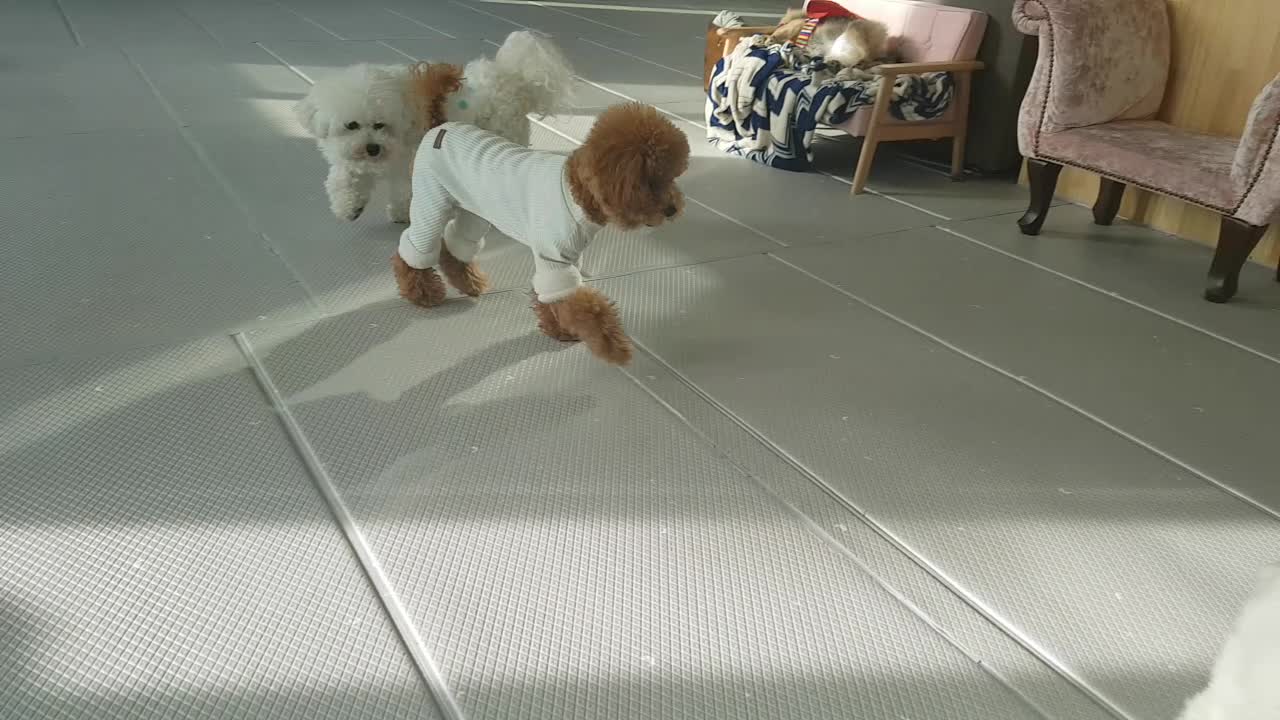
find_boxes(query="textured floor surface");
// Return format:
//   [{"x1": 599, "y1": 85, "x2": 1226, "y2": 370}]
[{"x1": 2, "y1": 1, "x2": 1279, "y2": 719}]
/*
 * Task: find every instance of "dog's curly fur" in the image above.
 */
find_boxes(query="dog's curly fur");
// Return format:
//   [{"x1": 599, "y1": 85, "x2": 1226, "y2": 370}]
[
  {"x1": 392, "y1": 252, "x2": 447, "y2": 308},
  {"x1": 535, "y1": 287, "x2": 634, "y2": 366},
  {"x1": 294, "y1": 30, "x2": 573, "y2": 223},
  {"x1": 439, "y1": 246, "x2": 488, "y2": 297},
  {"x1": 409, "y1": 62, "x2": 462, "y2": 133},
  {"x1": 567, "y1": 103, "x2": 690, "y2": 231},
  {"x1": 542, "y1": 103, "x2": 687, "y2": 365},
  {"x1": 395, "y1": 102, "x2": 690, "y2": 366},
  {"x1": 1177, "y1": 563, "x2": 1280, "y2": 720},
  {"x1": 396, "y1": 246, "x2": 483, "y2": 306},
  {"x1": 532, "y1": 297, "x2": 577, "y2": 342}
]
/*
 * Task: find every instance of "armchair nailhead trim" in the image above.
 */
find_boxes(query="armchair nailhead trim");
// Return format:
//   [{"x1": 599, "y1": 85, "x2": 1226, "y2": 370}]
[
  {"x1": 1033, "y1": 153, "x2": 1233, "y2": 215},
  {"x1": 1235, "y1": 121, "x2": 1280, "y2": 214}
]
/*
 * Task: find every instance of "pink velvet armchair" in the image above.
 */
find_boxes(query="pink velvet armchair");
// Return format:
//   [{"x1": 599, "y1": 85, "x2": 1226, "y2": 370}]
[{"x1": 1013, "y1": 0, "x2": 1280, "y2": 303}]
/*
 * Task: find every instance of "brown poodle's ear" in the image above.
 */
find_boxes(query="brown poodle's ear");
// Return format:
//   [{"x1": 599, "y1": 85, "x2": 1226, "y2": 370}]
[
  {"x1": 407, "y1": 62, "x2": 464, "y2": 130},
  {"x1": 587, "y1": 146, "x2": 658, "y2": 227},
  {"x1": 578, "y1": 103, "x2": 691, "y2": 227}
]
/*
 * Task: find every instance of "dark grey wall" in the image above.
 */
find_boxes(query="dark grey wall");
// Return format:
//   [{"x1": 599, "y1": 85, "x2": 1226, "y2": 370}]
[{"x1": 907, "y1": 0, "x2": 1037, "y2": 176}]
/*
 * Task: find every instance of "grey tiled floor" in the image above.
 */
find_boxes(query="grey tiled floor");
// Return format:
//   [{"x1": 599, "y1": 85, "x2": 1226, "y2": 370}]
[{"x1": 2, "y1": 1, "x2": 1279, "y2": 719}]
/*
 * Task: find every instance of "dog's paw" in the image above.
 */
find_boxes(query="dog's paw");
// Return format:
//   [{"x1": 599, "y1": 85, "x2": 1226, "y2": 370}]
[
  {"x1": 387, "y1": 204, "x2": 410, "y2": 224},
  {"x1": 392, "y1": 254, "x2": 447, "y2": 308},
  {"x1": 533, "y1": 299, "x2": 577, "y2": 342},
  {"x1": 440, "y1": 248, "x2": 488, "y2": 297},
  {"x1": 331, "y1": 202, "x2": 365, "y2": 221},
  {"x1": 591, "y1": 329, "x2": 634, "y2": 366},
  {"x1": 552, "y1": 287, "x2": 633, "y2": 366}
]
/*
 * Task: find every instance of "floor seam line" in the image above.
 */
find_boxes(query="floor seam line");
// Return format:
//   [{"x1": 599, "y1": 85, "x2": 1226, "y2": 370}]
[
  {"x1": 540, "y1": 4, "x2": 643, "y2": 37},
  {"x1": 50, "y1": 0, "x2": 82, "y2": 46},
  {"x1": 624, "y1": 335, "x2": 1132, "y2": 720},
  {"x1": 767, "y1": 252, "x2": 1280, "y2": 525},
  {"x1": 579, "y1": 36, "x2": 695, "y2": 74},
  {"x1": 382, "y1": 8, "x2": 458, "y2": 39},
  {"x1": 121, "y1": 49, "x2": 327, "y2": 317},
  {"x1": 449, "y1": 0, "x2": 527, "y2": 29},
  {"x1": 171, "y1": 2, "x2": 222, "y2": 44},
  {"x1": 269, "y1": 0, "x2": 348, "y2": 40},
  {"x1": 232, "y1": 332, "x2": 467, "y2": 720},
  {"x1": 254, "y1": 41, "x2": 315, "y2": 84},
  {"x1": 934, "y1": 225, "x2": 1280, "y2": 368},
  {"x1": 815, "y1": 166, "x2": 953, "y2": 220},
  {"x1": 378, "y1": 39, "x2": 420, "y2": 61},
  {"x1": 618, "y1": 354, "x2": 1064, "y2": 720}
]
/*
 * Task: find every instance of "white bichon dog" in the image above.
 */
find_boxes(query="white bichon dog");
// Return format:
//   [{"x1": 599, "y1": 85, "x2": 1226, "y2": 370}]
[
  {"x1": 293, "y1": 30, "x2": 573, "y2": 223},
  {"x1": 1178, "y1": 563, "x2": 1280, "y2": 720}
]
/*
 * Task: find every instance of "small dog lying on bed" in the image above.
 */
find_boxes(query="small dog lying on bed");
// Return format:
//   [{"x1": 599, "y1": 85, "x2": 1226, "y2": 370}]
[
  {"x1": 293, "y1": 31, "x2": 572, "y2": 223},
  {"x1": 769, "y1": 1, "x2": 889, "y2": 68},
  {"x1": 392, "y1": 100, "x2": 690, "y2": 366}
]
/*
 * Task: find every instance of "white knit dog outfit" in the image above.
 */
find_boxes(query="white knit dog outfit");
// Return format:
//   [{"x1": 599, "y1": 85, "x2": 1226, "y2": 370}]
[{"x1": 398, "y1": 122, "x2": 601, "y2": 303}]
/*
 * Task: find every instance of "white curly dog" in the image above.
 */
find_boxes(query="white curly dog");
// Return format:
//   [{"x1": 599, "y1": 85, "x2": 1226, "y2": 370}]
[
  {"x1": 293, "y1": 31, "x2": 573, "y2": 223},
  {"x1": 1178, "y1": 563, "x2": 1280, "y2": 720}
]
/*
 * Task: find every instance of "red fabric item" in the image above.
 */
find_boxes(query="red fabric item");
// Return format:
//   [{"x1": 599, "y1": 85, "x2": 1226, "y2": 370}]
[{"x1": 803, "y1": 0, "x2": 858, "y2": 20}]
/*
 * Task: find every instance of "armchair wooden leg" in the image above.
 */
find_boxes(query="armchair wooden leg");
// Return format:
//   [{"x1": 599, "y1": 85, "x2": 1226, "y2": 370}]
[
  {"x1": 1017, "y1": 159, "x2": 1062, "y2": 236},
  {"x1": 851, "y1": 74, "x2": 894, "y2": 196},
  {"x1": 1093, "y1": 178, "x2": 1125, "y2": 226},
  {"x1": 950, "y1": 135, "x2": 966, "y2": 180},
  {"x1": 949, "y1": 71, "x2": 971, "y2": 181},
  {"x1": 1205, "y1": 217, "x2": 1267, "y2": 303},
  {"x1": 851, "y1": 137, "x2": 880, "y2": 194}
]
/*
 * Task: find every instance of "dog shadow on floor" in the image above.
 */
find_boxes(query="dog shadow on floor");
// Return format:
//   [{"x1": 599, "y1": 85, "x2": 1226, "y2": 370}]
[{"x1": 245, "y1": 297, "x2": 601, "y2": 488}]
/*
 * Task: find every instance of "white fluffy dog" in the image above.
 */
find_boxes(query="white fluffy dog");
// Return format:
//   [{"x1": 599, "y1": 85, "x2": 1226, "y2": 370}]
[
  {"x1": 1178, "y1": 563, "x2": 1280, "y2": 720},
  {"x1": 293, "y1": 31, "x2": 573, "y2": 223}
]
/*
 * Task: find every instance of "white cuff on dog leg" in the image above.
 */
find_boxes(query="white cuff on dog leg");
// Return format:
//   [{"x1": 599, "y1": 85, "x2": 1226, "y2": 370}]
[
  {"x1": 397, "y1": 229, "x2": 438, "y2": 270},
  {"x1": 533, "y1": 266, "x2": 583, "y2": 304},
  {"x1": 442, "y1": 219, "x2": 483, "y2": 263}
]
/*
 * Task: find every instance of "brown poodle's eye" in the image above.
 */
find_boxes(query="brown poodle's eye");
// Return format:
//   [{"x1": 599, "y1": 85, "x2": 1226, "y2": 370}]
[
  {"x1": 373, "y1": 122, "x2": 386, "y2": 130},
  {"x1": 344, "y1": 121, "x2": 360, "y2": 130}
]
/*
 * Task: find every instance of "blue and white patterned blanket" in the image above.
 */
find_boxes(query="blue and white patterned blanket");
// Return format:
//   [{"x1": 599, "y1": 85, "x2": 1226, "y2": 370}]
[{"x1": 706, "y1": 37, "x2": 954, "y2": 171}]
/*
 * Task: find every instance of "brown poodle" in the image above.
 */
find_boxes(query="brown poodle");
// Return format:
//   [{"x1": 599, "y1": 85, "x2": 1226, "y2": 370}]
[{"x1": 392, "y1": 99, "x2": 690, "y2": 366}]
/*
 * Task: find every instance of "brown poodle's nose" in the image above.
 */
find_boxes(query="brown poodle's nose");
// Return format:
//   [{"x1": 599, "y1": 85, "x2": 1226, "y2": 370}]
[
  {"x1": 366, "y1": 143, "x2": 381, "y2": 156},
  {"x1": 663, "y1": 205, "x2": 677, "y2": 217}
]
